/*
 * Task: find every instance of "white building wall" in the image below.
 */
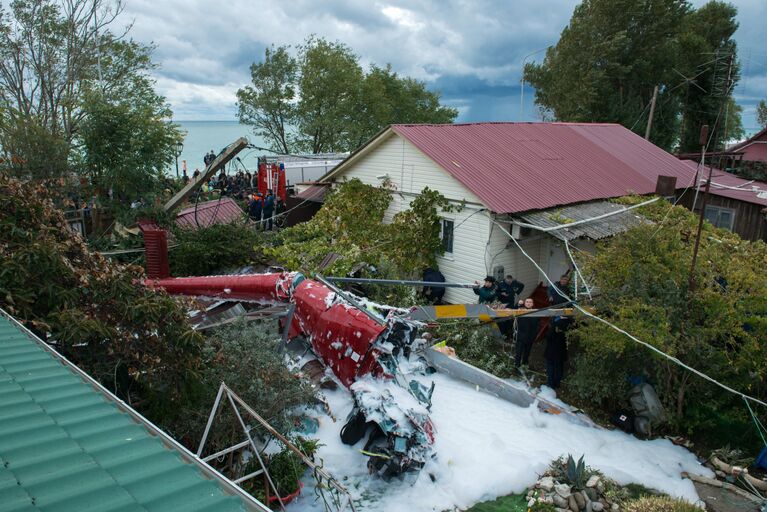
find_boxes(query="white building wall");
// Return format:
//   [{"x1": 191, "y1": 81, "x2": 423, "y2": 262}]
[
  {"x1": 485, "y1": 218, "x2": 547, "y2": 301},
  {"x1": 331, "y1": 132, "x2": 489, "y2": 304}
]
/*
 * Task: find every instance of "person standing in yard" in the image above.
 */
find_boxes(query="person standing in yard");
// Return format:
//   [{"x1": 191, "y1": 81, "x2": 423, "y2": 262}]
[
  {"x1": 263, "y1": 189, "x2": 275, "y2": 231},
  {"x1": 548, "y1": 273, "x2": 571, "y2": 306},
  {"x1": 472, "y1": 276, "x2": 497, "y2": 304},
  {"x1": 497, "y1": 275, "x2": 525, "y2": 308},
  {"x1": 248, "y1": 193, "x2": 263, "y2": 226},
  {"x1": 544, "y1": 316, "x2": 570, "y2": 389},
  {"x1": 514, "y1": 297, "x2": 539, "y2": 369}
]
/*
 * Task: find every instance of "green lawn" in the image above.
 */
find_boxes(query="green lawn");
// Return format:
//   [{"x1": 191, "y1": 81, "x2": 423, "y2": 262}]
[{"x1": 465, "y1": 493, "x2": 528, "y2": 512}]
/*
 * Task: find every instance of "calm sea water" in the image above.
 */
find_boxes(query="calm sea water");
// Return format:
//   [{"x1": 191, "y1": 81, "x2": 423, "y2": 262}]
[{"x1": 171, "y1": 120, "x2": 265, "y2": 176}]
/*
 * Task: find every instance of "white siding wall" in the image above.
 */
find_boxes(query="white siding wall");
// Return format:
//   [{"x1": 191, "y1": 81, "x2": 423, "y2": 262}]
[
  {"x1": 485, "y1": 218, "x2": 547, "y2": 300},
  {"x1": 332, "y1": 133, "x2": 489, "y2": 304}
]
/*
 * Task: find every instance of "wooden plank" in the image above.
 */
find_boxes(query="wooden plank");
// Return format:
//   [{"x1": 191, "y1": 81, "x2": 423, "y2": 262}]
[{"x1": 164, "y1": 137, "x2": 249, "y2": 212}]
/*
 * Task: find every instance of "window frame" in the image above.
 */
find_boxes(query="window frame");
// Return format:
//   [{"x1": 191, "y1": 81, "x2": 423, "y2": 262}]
[
  {"x1": 703, "y1": 205, "x2": 736, "y2": 231},
  {"x1": 440, "y1": 218, "x2": 454, "y2": 254}
]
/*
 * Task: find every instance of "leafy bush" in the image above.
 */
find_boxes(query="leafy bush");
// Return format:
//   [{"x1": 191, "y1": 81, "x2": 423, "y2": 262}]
[
  {"x1": 0, "y1": 175, "x2": 203, "y2": 419},
  {"x1": 430, "y1": 322, "x2": 517, "y2": 378},
  {"x1": 566, "y1": 199, "x2": 767, "y2": 452},
  {"x1": 169, "y1": 221, "x2": 268, "y2": 276},
  {"x1": 624, "y1": 496, "x2": 699, "y2": 512},
  {"x1": 169, "y1": 320, "x2": 317, "y2": 456},
  {"x1": 269, "y1": 178, "x2": 455, "y2": 278}
]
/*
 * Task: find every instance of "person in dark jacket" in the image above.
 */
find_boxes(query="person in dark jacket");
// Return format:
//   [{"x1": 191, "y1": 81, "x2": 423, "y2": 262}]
[
  {"x1": 497, "y1": 275, "x2": 525, "y2": 308},
  {"x1": 544, "y1": 316, "x2": 571, "y2": 389},
  {"x1": 263, "y1": 189, "x2": 275, "y2": 230},
  {"x1": 548, "y1": 274, "x2": 571, "y2": 306},
  {"x1": 472, "y1": 276, "x2": 497, "y2": 304},
  {"x1": 514, "y1": 297, "x2": 539, "y2": 368},
  {"x1": 422, "y1": 267, "x2": 446, "y2": 305},
  {"x1": 248, "y1": 193, "x2": 263, "y2": 226}
]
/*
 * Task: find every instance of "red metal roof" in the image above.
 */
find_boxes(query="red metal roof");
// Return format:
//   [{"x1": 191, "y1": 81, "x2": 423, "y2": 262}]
[
  {"x1": 390, "y1": 122, "x2": 695, "y2": 213},
  {"x1": 175, "y1": 197, "x2": 245, "y2": 229},
  {"x1": 295, "y1": 184, "x2": 330, "y2": 202},
  {"x1": 681, "y1": 160, "x2": 767, "y2": 208},
  {"x1": 729, "y1": 127, "x2": 767, "y2": 163}
]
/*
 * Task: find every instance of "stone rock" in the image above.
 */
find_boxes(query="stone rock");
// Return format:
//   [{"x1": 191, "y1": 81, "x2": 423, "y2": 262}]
[
  {"x1": 568, "y1": 495, "x2": 579, "y2": 512},
  {"x1": 556, "y1": 509, "x2": 571, "y2": 512},
  {"x1": 573, "y1": 492, "x2": 586, "y2": 510},
  {"x1": 611, "y1": 504, "x2": 620, "y2": 511},
  {"x1": 584, "y1": 488, "x2": 598, "y2": 502},
  {"x1": 586, "y1": 475, "x2": 601, "y2": 488},
  {"x1": 592, "y1": 502, "x2": 604, "y2": 512},
  {"x1": 528, "y1": 498, "x2": 536, "y2": 507},
  {"x1": 585, "y1": 502, "x2": 593, "y2": 512},
  {"x1": 539, "y1": 476, "x2": 555, "y2": 492},
  {"x1": 555, "y1": 483, "x2": 572, "y2": 498},
  {"x1": 553, "y1": 495, "x2": 569, "y2": 509}
]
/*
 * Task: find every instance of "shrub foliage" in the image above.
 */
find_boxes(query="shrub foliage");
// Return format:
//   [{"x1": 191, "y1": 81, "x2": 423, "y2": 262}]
[
  {"x1": 567, "y1": 198, "x2": 767, "y2": 451},
  {"x1": 0, "y1": 175, "x2": 203, "y2": 417}
]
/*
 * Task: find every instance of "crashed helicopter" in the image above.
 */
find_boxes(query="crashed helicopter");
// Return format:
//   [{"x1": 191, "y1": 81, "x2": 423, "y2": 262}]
[
  {"x1": 146, "y1": 269, "x2": 437, "y2": 479},
  {"x1": 143, "y1": 138, "x2": 593, "y2": 482}
]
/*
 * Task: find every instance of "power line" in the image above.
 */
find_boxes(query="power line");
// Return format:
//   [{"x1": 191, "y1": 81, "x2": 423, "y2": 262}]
[{"x1": 487, "y1": 213, "x2": 767, "y2": 409}]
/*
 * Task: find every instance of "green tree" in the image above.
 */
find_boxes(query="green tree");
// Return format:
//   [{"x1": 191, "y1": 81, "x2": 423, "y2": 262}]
[
  {"x1": 0, "y1": 0, "x2": 181, "y2": 196},
  {"x1": 237, "y1": 37, "x2": 457, "y2": 154},
  {"x1": 757, "y1": 100, "x2": 767, "y2": 129},
  {"x1": 269, "y1": 179, "x2": 454, "y2": 279},
  {"x1": 0, "y1": 175, "x2": 204, "y2": 420},
  {"x1": 523, "y1": 0, "x2": 741, "y2": 152},
  {"x1": 676, "y1": 1, "x2": 742, "y2": 151},
  {"x1": 296, "y1": 37, "x2": 363, "y2": 153},
  {"x1": 567, "y1": 199, "x2": 767, "y2": 451},
  {"x1": 236, "y1": 45, "x2": 298, "y2": 154},
  {"x1": 350, "y1": 64, "x2": 458, "y2": 148}
]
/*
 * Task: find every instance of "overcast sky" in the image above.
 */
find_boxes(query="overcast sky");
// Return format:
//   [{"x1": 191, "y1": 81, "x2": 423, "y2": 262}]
[{"x1": 120, "y1": 0, "x2": 766, "y2": 133}]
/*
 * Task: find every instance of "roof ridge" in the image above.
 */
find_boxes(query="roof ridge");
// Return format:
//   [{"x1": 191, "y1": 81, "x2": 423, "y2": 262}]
[{"x1": 391, "y1": 121, "x2": 623, "y2": 128}]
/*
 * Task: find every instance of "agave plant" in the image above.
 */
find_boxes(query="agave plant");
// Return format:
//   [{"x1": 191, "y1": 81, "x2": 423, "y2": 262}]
[{"x1": 565, "y1": 454, "x2": 587, "y2": 490}]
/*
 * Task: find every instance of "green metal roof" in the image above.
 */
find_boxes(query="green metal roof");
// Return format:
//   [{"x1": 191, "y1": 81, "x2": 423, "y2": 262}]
[{"x1": 0, "y1": 311, "x2": 268, "y2": 512}]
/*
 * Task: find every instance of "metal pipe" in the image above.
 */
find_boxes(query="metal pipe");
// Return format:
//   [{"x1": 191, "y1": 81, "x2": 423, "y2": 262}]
[
  {"x1": 202, "y1": 440, "x2": 251, "y2": 462},
  {"x1": 197, "y1": 382, "x2": 226, "y2": 457},
  {"x1": 325, "y1": 277, "x2": 477, "y2": 288},
  {"x1": 226, "y1": 391, "x2": 287, "y2": 512}
]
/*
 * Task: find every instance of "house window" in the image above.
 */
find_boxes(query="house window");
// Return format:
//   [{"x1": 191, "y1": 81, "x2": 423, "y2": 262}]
[
  {"x1": 704, "y1": 205, "x2": 735, "y2": 231},
  {"x1": 440, "y1": 219, "x2": 454, "y2": 254}
]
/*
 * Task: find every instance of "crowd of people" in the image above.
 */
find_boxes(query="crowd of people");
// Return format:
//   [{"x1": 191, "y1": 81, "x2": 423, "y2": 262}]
[{"x1": 471, "y1": 272, "x2": 573, "y2": 390}]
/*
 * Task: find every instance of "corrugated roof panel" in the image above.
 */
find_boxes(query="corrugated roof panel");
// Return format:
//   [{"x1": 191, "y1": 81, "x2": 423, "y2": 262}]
[
  {"x1": 0, "y1": 312, "x2": 265, "y2": 512},
  {"x1": 390, "y1": 122, "x2": 697, "y2": 213},
  {"x1": 681, "y1": 160, "x2": 767, "y2": 207},
  {"x1": 176, "y1": 197, "x2": 245, "y2": 230},
  {"x1": 514, "y1": 200, "x2": 649, "y2": 241}
]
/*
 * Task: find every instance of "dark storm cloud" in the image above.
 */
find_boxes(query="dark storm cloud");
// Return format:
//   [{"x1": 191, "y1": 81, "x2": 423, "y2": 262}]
[{"x1": 119, "y1": 0, "x2": 765, "y2": 132}]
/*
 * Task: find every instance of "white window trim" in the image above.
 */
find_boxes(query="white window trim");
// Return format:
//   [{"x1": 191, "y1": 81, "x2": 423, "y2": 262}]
[{"x1": 440, "y1": 217, "x2": 455, "y2": 255}]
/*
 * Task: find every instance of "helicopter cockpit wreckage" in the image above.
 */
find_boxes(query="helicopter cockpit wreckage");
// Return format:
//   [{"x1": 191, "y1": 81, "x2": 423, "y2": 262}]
[{"x1": 147, "y1": 269, "x2": 437, "y2": 479}]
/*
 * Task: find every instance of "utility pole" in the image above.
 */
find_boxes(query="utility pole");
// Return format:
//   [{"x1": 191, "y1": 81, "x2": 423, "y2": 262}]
[
  {"x1": 644, "y1": 85, "x2": 659, "y2": 140},
  {"x1": 688, "y1": 54, "x2": 734, "y2": 294}
]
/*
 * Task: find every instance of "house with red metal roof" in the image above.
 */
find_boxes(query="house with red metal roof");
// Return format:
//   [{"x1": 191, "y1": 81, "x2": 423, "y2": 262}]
[
  {"x1": 729, "y1": 127, "x2": 767, "y2": 164},
  {"x1": 676, "y1": 160, "x2": 767, "y2": 242},
  {"x1": 320, "y1": 122, "x2": 698, "y2": 304}
]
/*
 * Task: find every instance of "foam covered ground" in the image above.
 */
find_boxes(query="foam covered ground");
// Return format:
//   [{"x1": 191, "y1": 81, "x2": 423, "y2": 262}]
[{"x1": 288, "y1": 372, "x2": 712, "y2": 512}]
